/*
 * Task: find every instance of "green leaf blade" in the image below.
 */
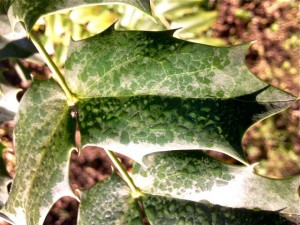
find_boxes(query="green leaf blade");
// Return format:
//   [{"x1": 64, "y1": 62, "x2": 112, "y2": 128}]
[
  {"x1": 78, "y1": 173, "x2": 141, "y2": 225},
  {"x1": 68, "y1": 28, "x2": 296, "y2": 164},
  {"x1": 142, "y1": 195, "x2": 297, "y2": 225},
  {"x1": 132, "y1": 151, "x2": 300, "y2": 215},
  {"x1": 65, "y1": 27, "x2": 294, "y2": 101},
  {"x1": 78, "y1": 169, "x2": 298, "y2": 225},
  {"x1": 0, "y1": 79, "x2": 78, "y2": 225},
  {"x1": 78, "y1": 95, "x2": 288, "y2": 164}
]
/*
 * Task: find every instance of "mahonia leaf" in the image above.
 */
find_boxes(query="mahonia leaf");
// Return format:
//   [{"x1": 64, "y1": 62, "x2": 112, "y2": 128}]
[
  {"x1": 78, "y1": 171, "x2": 298, "y2": 225},
  {"x1": 78, "y1": 173, "x2": 141, "y2": 225},
  {"x1": 64, "y1": 27, "x2": 296, "y2": 164},
  {"x1": 142, "y1": 195, "x2": 297, "y2": 225},
  {"x1": 132, "y1": 151, "x2": 300, "y2": 215},
  {"x1": 7, "y1": 0, "x2": 151, "y2": 30},
  {"x1": 0, "y1": 79, "x2": 78, "y2": 225}
]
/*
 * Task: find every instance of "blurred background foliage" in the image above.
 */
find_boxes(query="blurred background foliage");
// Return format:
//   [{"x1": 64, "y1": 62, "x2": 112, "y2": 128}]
[
  {"x1": 32, "y1": 0, "x2": 227, "y2": 67},
  {"x1": 0, "y1": 0, "x2": 299, "y2": 223},
  {"x1": 0, "y1": 0, "x2": 299, "y2": 180}
]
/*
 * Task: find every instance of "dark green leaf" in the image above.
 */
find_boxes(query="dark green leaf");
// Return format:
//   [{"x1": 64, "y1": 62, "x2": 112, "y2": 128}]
[
  {"x1": 142, "y1": 195, "x2": 298, "y2": 225},
  {"x1": 8, "y1": 0, "x2": 151, "y2": 30},
  {"x1": 0, "y1": 37, "x2": 37, "y2": 60},
  {"x1": 78, "y1": 173, "x2": 141, "y2": 225},
  {"x1": 132, "y1": 151, "x2": 300, "y2": 215},
  {"x1": 79, "y1": 168, "x2": 299, "y2": 224},
  {"x1": 0, "y1": 79, "x2": 78, "y2": 225},
  {"x1": 65, "y1": 27, "x2": 296, "y2": 164}
]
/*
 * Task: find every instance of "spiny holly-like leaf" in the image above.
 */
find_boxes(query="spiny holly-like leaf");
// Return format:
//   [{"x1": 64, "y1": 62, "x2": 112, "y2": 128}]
[
  {"x1": 78, "y1": 173, "x2": 141, "y2": 225},
  {"x1": 78, "y1": 171, "x2": 297, "y2": 225},
  {"x1": 142, "y1": 195, "x2": 297, "y2": 225},
  {"x1": 0, "y1": 79, "x2": 78, "y2": 225},
  {"x1": 132, "y1": 151, "x2": 300, "y2": 215},
  {"x1": 8, "y1": 0, "x2": 151, "y2": 30},
  {"x1": 64, "y1": 27, "x2": 296, "y2": 164}
]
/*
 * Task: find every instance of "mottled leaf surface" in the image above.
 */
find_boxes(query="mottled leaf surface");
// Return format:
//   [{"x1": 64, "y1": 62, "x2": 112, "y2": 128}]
[
  {"x1": 65, "y1": 27, "x2": 296, "y2": 164},
  {"x1": 65, "y1": 27, "x2": 291, "y2": 100},
  {"x1": 142, "y1": 195, "x2": 297, "y2": 225},
  {"x1": 8, "y1": 0, "x2": 151, "y2": 30},
  {"x1": 79, "y1": 170, "x2": 298, "y2": 225},
  {"x1": 78, "y1": 173, "x2": 141, "y2": 225},
  {"x1": 0, "y1": 79, "x2": 77, "y2": 225},
  {"x1": 132, "y1": 151, "x2": 300, "y2": 215}
]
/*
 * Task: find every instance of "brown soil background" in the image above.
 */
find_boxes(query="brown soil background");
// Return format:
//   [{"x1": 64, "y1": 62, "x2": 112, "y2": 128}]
[{"x1": 0, "y1": 0, "x2": 299, "y2": 224}]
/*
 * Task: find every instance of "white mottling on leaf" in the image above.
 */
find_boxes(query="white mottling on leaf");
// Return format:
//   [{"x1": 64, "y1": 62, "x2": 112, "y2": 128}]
[
  {"x1": 210, "y1": 70, "x2": 234, "y2": 97},
  {"x1": 85, "y1": 138, "x2": 246, "y2": 167},
  {"x1": 50, "y1": 162, "x2": 79, "y2": 203}
]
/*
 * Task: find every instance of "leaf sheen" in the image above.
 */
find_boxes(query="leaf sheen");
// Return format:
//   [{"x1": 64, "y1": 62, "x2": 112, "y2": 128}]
[
  {"x1": 79, "y1": 170, "x2": 298, "y2": 225},
  {"x1": 65, "y1": 27, "x2": 296, "y2": 164},
  {"x1": 142, "y1": 195, "x2": 297, "y2": 225},
  {"x1": 132, "y1": 151, "x2": 300, "y2": 215}
]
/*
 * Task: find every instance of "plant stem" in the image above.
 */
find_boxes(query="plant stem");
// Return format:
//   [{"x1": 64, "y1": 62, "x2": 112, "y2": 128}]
[
  {"x1": 106, "y1": 150, "x2": 141, "y2": 198},
  {"x1": 28, "y1": 31, "x2": 78, "y2": 105}
]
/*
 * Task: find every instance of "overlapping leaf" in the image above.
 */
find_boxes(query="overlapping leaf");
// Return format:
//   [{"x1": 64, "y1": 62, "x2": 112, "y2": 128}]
[
  {"x1": 142, "y1": 195, "x2": 298, "y2": 225},
  {"x1": 132, "y1": 151, "x2": 300, "y2": 215},
  {"x1": 0, "y1": 79, "x2": 78, "y2": 225},
  {"x1": 79, "y1": 167, "x2": 298, "y2": 225},
  {"x1": 8, "y1": 0, "x2": 151, "y2": 30},
  {"x1": 64, "y1": 27, "x2": 296, "y2": 164},
  {"x1": 78, "y1": 173, "x2": 141, "y2": 225}
]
